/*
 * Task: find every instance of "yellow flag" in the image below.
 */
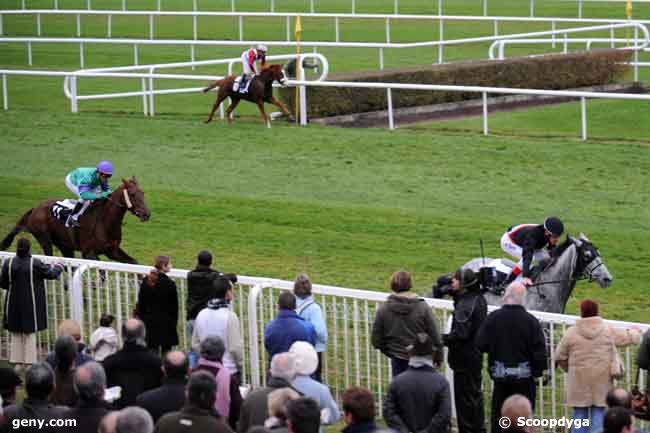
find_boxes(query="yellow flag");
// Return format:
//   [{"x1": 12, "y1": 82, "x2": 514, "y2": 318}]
[
  {"x1": 294, "y1": 15, "x2": 303, "y2": 42},
  {"x1": 626, "y1": 0, "x2": 633, "y2": 19}
]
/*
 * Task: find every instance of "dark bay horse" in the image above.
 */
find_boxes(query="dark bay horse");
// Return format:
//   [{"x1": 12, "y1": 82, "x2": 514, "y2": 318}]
[
  {"x1": 0, "y1": 178, "x2": 150, "y2": 264},
  {"x1": 203, "y1": 64, "x2": 294, "y2": 128}
]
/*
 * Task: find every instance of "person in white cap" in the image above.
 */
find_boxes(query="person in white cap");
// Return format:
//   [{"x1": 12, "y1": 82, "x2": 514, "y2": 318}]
[
  {"x1": 238, "y1": 44, "x2": 268, "y2": 93},
  {"x1": 289, "y1": 342, "x2": 340, "y2": 426}
]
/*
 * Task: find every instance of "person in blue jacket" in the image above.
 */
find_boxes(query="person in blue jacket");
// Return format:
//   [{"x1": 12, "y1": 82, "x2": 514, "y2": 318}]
[{"x1": 264, "y1": 291, "x2": 316, "y2": 364}]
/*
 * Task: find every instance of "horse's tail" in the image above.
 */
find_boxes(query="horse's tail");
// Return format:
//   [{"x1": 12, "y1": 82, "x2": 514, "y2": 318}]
[
  {"x1": 0, "y1": 209, "x2": 32, "y2": 251},
  {"x1": 203, "y1": 79, "x2": 226, "y2": 93}
]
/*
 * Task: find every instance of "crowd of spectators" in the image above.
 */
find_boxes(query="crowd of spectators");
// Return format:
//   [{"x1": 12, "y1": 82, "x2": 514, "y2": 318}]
[{"x1": 1, "y1": 242, "x2": 649, "y2": 433}]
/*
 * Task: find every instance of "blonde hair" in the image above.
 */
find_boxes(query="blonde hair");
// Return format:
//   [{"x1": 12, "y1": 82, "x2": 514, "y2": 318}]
[{"x1": 268, "y1": 388, "x2": 300, "y2": 419}]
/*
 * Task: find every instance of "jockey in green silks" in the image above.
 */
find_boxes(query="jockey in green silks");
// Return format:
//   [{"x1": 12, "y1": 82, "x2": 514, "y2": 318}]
[{"x1": 64, "y1": 161, "x2": 113, "y2": 228}]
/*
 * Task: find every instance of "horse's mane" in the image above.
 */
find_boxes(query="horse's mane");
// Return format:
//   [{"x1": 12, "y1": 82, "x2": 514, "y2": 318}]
[{"x1": 554, "y1": 237, "x2": 574, "y2": 256}]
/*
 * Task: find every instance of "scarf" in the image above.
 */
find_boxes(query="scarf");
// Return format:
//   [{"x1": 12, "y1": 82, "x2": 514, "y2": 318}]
[
  {"x1": 207, "y1": 299, "x2": 230, "y2": 310},
  {"x1": 197, "y1": 358, "x2": 232, "y2": 418}
]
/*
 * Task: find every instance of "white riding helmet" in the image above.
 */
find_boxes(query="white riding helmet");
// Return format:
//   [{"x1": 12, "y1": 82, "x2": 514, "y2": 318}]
[{"x1": 256, "y1": 44, "x2": 268, "y2": 53}]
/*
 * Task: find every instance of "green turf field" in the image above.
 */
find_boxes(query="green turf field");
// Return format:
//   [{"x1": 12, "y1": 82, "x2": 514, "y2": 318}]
[{"x1": 1, "y1": 0, "x2": 649, "y2": 323}]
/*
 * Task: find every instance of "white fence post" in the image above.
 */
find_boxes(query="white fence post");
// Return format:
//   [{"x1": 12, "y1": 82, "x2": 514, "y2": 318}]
[
  {"x1": 299, "y1": 56, "x2": 307, "y2": 125},
  {"x1": 2, "y1": 74, "x2": 7, "y2": 110},
  {"x1": 0, "y1": 14, "x2": 3, "y2": 36},
  {"x1": 107, "y1": 15, "x2": 111, "y2": 38},
  {"x1": 530, "y1": 0, "x2": 534, "y2": 17},
  {"x1": 578, "y1": 0, "x2": 583, "y2": 19},
  {"x1": 79, "y1": 42, "x2": 84, "y2": 68},
  {"x1": 580, "y1": 97, "x2": 587, "y2": 141},
  {"x1": 634, "y1": 26, "x2": 639, "y2": 82},
  {"x1": 133, "y1": 44, "x2": 138, "y2": 66},
  {"x1": 438, "y1": 19, "x2": 444, "y2": 64},
  {"x1": 70, "y1": 75, "x2": 78, "y2": 113},
  {"x1": 36, "y1": 13, "x2": 41, "y2": 36},
  {"x1": 247, "y1": 284, "x2": 263, "y2": 388},
  {"x1": 27, "y1": 41, "x2": 32, "y2": 66},
  {"x1": 71, "y1": 265, "x2": 88, "y2": 337},
  {"x1": 149, "y1": 14, "x2": 154, "y2": 40},
  {"x1": 141, "y1": 77, "x2": 148, "y2": 116},
  {"x1": 482, "y1": 92, "x2": 488, "y2": 135}
]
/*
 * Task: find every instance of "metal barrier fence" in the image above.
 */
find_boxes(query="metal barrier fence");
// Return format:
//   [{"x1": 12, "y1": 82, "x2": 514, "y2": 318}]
[
  {"x1": 4, "y1": 0, "x2": 644, "y2": 19},
  {"x1": 0, "y1": 251, "x2": 647, "y2": 423},
  {"x1": 4, "y1": 11, "x2": 650, "y2": 67}
]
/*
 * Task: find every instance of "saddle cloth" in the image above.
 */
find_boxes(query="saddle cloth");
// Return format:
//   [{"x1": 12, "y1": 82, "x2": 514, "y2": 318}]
[
  {"x1": 51, "y1": 199, "x2": 77, "y2": 223},
  {"x1": 232, "y1": 76, "x2": 251, "y2": 94}
]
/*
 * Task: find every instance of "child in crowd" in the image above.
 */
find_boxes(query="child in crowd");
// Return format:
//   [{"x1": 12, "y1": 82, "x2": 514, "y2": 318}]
[{"x1": 90, "y1": 314, "x2": 118, "y2": 361}]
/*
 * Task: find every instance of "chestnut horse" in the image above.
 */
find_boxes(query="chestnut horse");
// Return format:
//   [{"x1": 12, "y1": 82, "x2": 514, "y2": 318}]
[
  {"x1": 0, "y1": 177, "x2": 150, "y2": 264},
  {"x1": 203, "y1": 64, "x2": 294, "y2": 128}
]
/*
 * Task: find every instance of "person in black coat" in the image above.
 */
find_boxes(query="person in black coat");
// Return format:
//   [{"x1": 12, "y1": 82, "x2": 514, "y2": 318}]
[
  {"x1": 136, "y1": 255, "x2": 178, "y2": 354},
  {"x1": 102, "y1": 319, "x2": 163, "y2": 409},
  {"x1": 475, "y1": 282, "x2": 547, "y2": 433},
  {"x1": 442, "y1": 268, "x2": 487, "y2": 433},
  {"x1": 383, "y1": 333, "x2": 451, "y2": 433},
  {"x1": 0, "y1": 238, "x2": 64, "y2": 368},
  {"x1": 136, "y1": 351, "x2": 188, "y2": 424}
]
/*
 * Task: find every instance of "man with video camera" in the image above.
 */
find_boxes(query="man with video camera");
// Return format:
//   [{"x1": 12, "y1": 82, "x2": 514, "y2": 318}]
[{"x1": 442, "y1": 268, "x2": 488, "y2": 433}]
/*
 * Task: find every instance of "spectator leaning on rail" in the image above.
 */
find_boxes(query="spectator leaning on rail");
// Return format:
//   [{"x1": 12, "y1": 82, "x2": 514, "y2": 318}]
[
  {"x1": 475, "y1": 282, "x2": 547, "y2": 433},
  {"x1": 371, "y1": 270, "x2": 443, "y2": 377},
  {"x1": 186, "y1": 250, "x2": 238, "y2": 369},
  {"x1": 1, "y1": 237, "x2": 65, "y2": 372},
  {"x1": 383, "y1": 332, "x2": 451, "y2": 433},
  {"x1": 554, "y1": 299, "x2": 641, "y2": 433},
  {"x1": 135, "y1": 255, "x2": 179, "y2": 355},
  {"x1": 442, "y1": 268, "x2": 487, "y2": 433},
  {"x1": 293, "y1": 274, "x2": 328, "y2": 383},
  {"x1": 0, "y1": 362, "x2": 67, "y2": 433},
  {"x1": 264, "y1": 292, "x2": 316, "y2": 363}
]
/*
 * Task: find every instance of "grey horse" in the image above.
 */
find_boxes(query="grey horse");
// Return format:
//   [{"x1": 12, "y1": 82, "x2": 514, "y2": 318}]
[{"x1": 440, "y1": 233, "x2": 613, "y2": 314}]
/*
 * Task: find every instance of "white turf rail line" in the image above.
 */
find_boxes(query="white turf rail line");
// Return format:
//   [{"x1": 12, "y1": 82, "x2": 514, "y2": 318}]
[{"x1": 2, "y1": 0, "x2": 644, "y2": 19}]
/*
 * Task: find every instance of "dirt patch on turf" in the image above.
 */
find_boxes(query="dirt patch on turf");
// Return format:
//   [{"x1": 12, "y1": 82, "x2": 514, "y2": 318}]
[{"x1": 309, "y1": 83, "x2": 647, "y2": 128}]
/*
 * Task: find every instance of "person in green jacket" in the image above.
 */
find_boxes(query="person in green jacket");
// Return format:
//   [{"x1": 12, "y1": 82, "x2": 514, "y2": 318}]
[{"x1": 64, "y1": 161, "x2": 114, "y2": 228}]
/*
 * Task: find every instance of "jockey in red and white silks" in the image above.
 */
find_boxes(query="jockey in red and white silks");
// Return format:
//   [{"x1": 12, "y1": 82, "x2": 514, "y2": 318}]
[{"x1": 241, "y1": 45, "x2": 267, "y2": 77}]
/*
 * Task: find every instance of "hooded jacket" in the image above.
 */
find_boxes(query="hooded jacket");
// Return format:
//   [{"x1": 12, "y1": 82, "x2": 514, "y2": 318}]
[
  {"x1": 186, "y1": 265, "x2": 236, "y2": 320},
  {"x1": 371, "y1": 292, "x2": 443, "y2": 364},
  {"x1": 554, "y1": 316, "x2": 640, "y2": 406}
]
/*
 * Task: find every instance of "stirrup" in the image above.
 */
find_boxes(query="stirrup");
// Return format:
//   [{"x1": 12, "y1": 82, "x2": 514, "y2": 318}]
[{"x1": 65, "y1": 215, "x2": 80, "y2": 228}]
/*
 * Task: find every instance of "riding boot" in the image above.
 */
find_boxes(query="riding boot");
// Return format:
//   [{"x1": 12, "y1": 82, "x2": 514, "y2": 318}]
[{"x1": 65, "y1": 201, "x2": 83, "y2": 228}]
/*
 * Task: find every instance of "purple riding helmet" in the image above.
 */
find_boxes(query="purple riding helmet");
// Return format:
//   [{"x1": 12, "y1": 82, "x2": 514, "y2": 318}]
[{"x1": 96, "y1": 160, "x2": 114, "y2": 176}]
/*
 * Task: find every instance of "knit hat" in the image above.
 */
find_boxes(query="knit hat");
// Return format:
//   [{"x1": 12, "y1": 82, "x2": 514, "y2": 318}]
[{"x1": 289, "y1": 341, "x2": 318, "y2": 376}]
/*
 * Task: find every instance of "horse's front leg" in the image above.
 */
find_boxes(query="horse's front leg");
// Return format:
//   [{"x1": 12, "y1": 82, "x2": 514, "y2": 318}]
[
  {"x1": 256, "y1": 100, "x2": 271, "y2": 129},
  {"x1": 105, "y1": 247, "x2": 138, "y2": 265},
  {"x1": 269, "y1": 96, "x2": 295, "y2": 122}
]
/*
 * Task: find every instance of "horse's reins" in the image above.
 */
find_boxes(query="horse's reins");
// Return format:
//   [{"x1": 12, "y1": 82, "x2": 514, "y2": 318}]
[{"x1": 525, "y1": 255, "x2": 603, "y2": 300}]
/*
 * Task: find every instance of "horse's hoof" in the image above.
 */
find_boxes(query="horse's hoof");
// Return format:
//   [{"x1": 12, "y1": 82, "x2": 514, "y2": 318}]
[{"x1": 204, "y1": 120, "x2": 211, "y2": 124}]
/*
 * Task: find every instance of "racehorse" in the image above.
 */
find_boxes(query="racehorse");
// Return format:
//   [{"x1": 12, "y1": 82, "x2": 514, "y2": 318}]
[
  {"x1": 434, "y1": 234, "x2": 613, "y2": 314},
  {"x1": 202, "y1": 64, "x2": 295, "y2": 128},
  {"x1": 0, "y1": 177, "x2": 150, "y2": 264}
]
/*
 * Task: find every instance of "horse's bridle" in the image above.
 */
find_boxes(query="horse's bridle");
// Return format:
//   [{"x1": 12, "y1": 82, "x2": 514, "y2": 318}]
[
  {"x1": 106, "y1": 189, "x2": 134, "y2": 211},
  {"x1": 583, "y1": 258, "x2": 605, "y2": 282}
]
